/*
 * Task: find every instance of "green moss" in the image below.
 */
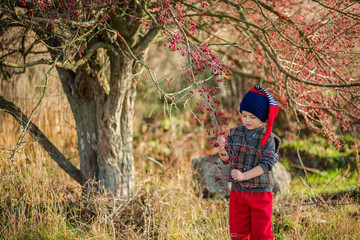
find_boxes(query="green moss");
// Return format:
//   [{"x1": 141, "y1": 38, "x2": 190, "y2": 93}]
[{"x1": 281, "y1": 133, "x2": 358, "y2": 170}]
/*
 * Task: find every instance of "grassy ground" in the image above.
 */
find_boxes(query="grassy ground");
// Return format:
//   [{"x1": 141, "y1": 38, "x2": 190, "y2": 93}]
[{"x1": 1, "y1": 78, "x2": 359, "y2": 239}]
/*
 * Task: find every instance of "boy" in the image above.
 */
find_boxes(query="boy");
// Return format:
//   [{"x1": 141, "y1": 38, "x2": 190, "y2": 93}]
[{"x1": 217, "y1": 86, "x2": 281, "y2": 240}]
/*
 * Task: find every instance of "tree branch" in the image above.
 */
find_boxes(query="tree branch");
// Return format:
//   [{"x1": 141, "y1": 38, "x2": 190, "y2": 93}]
[
  {"x1": 1, "y1": 6, "x2": 98, "y2": 27},
  {"x1": 2, "y1": 58, "x2": 69, "y2": 69},
  {"x1": 311, "y1": 0, "x2": 360, "y2": 20},
  {"x1": 2, "y1": 41, "x2": 121, "y2": 71},
  {"x1": 0, "y1": 96, "x2": 83, "y2": 184},
  {"x1": 134, "y1": 26, "x2": 161, "y2": 55},
  {"x1": 221, "y1": 0, "x2": 360, "y2": 88}
]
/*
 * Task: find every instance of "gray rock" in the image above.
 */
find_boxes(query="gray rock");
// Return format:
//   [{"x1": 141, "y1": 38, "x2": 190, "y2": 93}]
[
  {"x1": 192, "y1": 155, "x2": 291, "y2": 198},
  {"x1": 192, "y1": 154, "x2": 231, "y2": 198},
  {"x1": 272, "y1": 160, "x2": 291, "y2": 195}
]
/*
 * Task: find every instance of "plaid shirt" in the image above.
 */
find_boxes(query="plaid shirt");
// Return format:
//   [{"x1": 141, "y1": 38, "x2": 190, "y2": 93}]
[{"x1": 225, "y1": 125, "x2": 281, "y2": 192}]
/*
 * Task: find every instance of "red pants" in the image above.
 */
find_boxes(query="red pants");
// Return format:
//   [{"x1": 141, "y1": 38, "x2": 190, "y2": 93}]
[{"x1": 229, "y1": 190, "x2": 274, "y2": 240}]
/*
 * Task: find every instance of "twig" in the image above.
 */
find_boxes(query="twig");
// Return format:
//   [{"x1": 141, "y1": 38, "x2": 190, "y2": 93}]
[
  {"x1": 168, "y1": 7, "x2": 222, "y2": 135},
  {"x1": 2, "y1": 57, "x2": 56, "y2": 177},
  {"x1": 290, "y1": 163, "x2": 320, "y2": 174}
]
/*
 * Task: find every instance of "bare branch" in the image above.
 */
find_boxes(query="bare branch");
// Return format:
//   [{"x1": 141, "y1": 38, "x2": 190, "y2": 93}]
[
  {"x1": 1, "y1": 6, "x2": 98, "y2": 27},
  {"x1": 0, "y1": 96, "x2": 83, "y2": 184},
  {"x1": 311, "y1": 0, "x2": 360, "y2": 20}
]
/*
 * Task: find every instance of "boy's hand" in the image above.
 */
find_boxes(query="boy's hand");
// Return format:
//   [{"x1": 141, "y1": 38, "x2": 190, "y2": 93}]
[
  {"x1": 217, "y1": 135, "x2": 226, "y2": 148},
  {"x1": 217, "y1": 135, "x2": 229, "y2": 162},
  {"x1": 231, "y1": 169, "x2": 245, "y2": 182}
]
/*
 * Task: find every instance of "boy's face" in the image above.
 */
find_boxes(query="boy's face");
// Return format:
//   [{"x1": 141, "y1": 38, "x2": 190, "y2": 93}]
[{"x1": 241, "y1": 110, "x2": 264, "y2": 130}]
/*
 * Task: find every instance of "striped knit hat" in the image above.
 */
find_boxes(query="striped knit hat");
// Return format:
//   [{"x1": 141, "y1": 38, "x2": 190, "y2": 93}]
[{"x1": 240, "y1": 86, "x2": 279, "y2": 147}]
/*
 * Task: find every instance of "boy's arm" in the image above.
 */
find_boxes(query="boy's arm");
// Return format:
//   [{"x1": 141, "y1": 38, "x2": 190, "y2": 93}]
[
  {"x1": 219, "y1": 144, "x2": 229, "y2": 161},
  {"x1": 257, "y1": 136, "x2": 279, "y2": 172},
  {"x1": 231, "y1": 165, "x2": 264, "y2": 182},
  {"x1": 231, "y1": 135, "x2": 280, "y2": 181},
  {"x1": 218, "y1": 131, "x2": 232, "y2": 162}
]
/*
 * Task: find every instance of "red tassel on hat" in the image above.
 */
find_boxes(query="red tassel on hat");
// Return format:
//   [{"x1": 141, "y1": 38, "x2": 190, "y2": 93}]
[{"x1": 253, "y1": 86, "x2": 279, "y2": 147}]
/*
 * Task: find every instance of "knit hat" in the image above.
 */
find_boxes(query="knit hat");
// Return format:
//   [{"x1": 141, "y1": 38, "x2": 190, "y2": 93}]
[{"x1": 240, "y1": 86, "x2": 279, "y2": 147}]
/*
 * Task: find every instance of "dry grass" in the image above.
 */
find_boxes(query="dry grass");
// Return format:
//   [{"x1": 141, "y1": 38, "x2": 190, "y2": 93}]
[
  {"x1": 0, "y1": 110, "x2": 229, "y2": 239},
  {"x1": 273, "y1": 194, "x2": 360, "y2": 239},
  {"x1": 1, "y1": 73, "x2": 359, "y2": 239}
]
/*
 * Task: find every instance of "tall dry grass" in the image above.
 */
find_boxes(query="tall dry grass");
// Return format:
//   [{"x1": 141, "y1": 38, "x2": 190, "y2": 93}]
[
  {"x1": 0, "y1": 105, "x2": 230, "y2": 239},
  {"x1": 0, "y1": 68, "x2": 229, "y2": 239},
  {"x1": 1, "y1": 69, "x2": 359, "y2": 239}
]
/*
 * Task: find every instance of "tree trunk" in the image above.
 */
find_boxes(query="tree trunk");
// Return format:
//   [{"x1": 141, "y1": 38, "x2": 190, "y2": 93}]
[
  {"x1": 56, "y1": 52, "x2": 136, "y2": 198},
  {"x1": 95, "y1": 58, "x2": 136, "y2": 198}
]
